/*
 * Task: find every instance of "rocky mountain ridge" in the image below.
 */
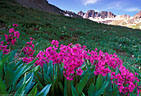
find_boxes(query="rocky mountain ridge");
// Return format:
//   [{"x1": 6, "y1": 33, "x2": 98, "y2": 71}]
[
  {"x1": 77, "y1": 10, "x2": 141, "y2": 29},
  {"x1": 78, "y1": 10, "x2": 116, "y2": 19}
]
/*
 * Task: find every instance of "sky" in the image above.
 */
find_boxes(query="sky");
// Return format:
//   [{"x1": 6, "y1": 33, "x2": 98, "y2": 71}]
[{"x1": 48, "y1": 0, "x2": 141, "y2": 16}]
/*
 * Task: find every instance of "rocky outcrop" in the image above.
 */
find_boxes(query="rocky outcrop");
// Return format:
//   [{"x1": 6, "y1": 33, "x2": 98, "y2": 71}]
[
  {"x1": 121, "y1": 15, "x2": 130, "y2": 19},
  {"x1": 100, "y1": 11, "x2": 116, "y2": 18},
  {"x1": 134, "y1": 11, "x2": 141, "y2": 19},
  {"x1": 64, "y1": 11, "x2": 82, "y2": 18},
  {"x1": 115, "y1": 15, "x2": 130, "y2": 20},
  {"x1": 77, "y1": 11, "x2": 85, "y2": 17},
  {"x1": 84, "y1": 10, "x2": 96, "y2": 18},
  {"x1": 78, "y1": 10, "x2": 116, "y2": 19}
]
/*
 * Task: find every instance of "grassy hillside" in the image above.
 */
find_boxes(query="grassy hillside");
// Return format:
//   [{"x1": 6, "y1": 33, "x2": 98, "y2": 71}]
[{"x1": 0, "y1": 0, "x2": 141, "y2": 70}]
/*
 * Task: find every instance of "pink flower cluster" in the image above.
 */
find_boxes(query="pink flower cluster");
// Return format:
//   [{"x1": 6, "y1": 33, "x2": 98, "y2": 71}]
[
  {"x1": 51, "y1": 40, "x2": 59, "y2": 47},
  {"x1": 0, "y1": 41, "x2": 10, "y2": 54},
  {"x1": 21, "y1": 39, "x2": 140, "y2": 94},
  {"x1": 0, "y1": 24, "x2": 19, "y2": 54},
  {"x1": 86, "y1": 49, "x2": 140, "y2": 94},
  {"x1": 32, "y1": 41, "x2": 86, "y2": 80},
  {"x1": 22, "y1": 38, "x2": 35, "y2": 63},
  {"x1": 60, "y1": 43, "x2": 86, "y2": 80},
  {"x1": 111, "y1": 66, "x2": 140, "y2": 94},
  {"x1": 5, "y1": 26, "x2": 20, "y2": 45}
]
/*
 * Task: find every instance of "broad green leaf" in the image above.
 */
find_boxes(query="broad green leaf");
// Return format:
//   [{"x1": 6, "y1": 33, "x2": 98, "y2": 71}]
[
  {"x1": 13, "y1": 60, "x2": 36, "y2": 86},
  {"x1": 0, "y1": 60, "x2": 3, "y2": 79},
  {"x1": 0, "y1": 78, "x2": 7, "y2": 94},
  {"x1": 58, "y1": 82, "x2": 63, "y2": 93},
  {"x1": 15, "y1": 73, "x2": 34, "y2": 96},
  {"x1": 94, "y1": 81, "x2": 109, "y2": 96},
  {"x1": 64, "y1": 79, "x2": 67, "y2": 96},
  {"x1": 28, "y1": 83, "x2": 38, "y2": 96},
  {"x1": 71, "y1": 81, "x2": 78, "y2": 96},
  {"x1": 76, "y1": 72, "x2": 89, "y2": 95},
  {"x1": 37, "y1": 84, "x2": 51, "y2": 96},
  {"x1": 2, "y1": 53, "x2": 10, "y2": 64},
  {"x1": 112, "y1": 84, "x2": 119, "y2": 96},
  {"x1": 81, "y1": 92, "x2": 86, "y2": 96},
  {"x1": 24, "y1": 73, "x2": 34, "y2": 94},
  {"x1": 95, "y1": 75, "x2": 103, "y2": 90},
  {"x1": 103, "y1": 73, "x2": 113, "y2": 96},
  {"x1": 0, "y1": 53, "x2": 9, "y2": 79},
  {"x1": 88, "y1": 83, "x2": 95, "y2": 96},
  {"x1": 14, "y1": 73, "x2": 27, "y2": 96},
  {"x1": 4, "y1": 65, "x2": 16, "y2": 88}
]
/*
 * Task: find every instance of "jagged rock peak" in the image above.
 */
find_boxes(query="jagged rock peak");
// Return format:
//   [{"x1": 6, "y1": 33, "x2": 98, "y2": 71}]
[
  {"x1": 78, "y1": 10, "x2": 116, "y2": 19},
  {"x1": 77, "y1": 11, "x2": 85, "y2": 17},
  {"x1": 134, "y1": 11, "x2": 141, "y2": 18}
]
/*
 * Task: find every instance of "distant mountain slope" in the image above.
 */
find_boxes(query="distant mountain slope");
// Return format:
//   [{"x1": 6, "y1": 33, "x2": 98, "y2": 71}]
[
  {"x1": 77, "y1": 10, "x2": 141, "y2": 29},
  {"x1": 15, "y1": 0, "x2": 81, "y2": 18},
  {"x1": 15, "y1": 0, "x2": 65, "y2": 14}
]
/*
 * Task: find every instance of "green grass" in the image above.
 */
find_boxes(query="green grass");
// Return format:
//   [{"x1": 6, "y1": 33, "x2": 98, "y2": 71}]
[{"x1": 0, "y1": 0, "x2": 141, "y2": 69}]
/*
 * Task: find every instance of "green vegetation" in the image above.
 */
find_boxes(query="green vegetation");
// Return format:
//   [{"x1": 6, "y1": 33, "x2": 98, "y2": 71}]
[
  {"x1": 1, "y1": 0, "x2": 141, "y2": 69},
  {"x1": 0, "y1": 0, "x2": 141, "y2": 70},
  {"x1": 0, "y1": 0, "x2": 141, "y2": 95}
]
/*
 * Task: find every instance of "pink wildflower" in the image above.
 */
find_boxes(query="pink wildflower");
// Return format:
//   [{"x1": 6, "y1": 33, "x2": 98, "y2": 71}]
[
  {"x1": 76, "y1": 68, "x2": 83, "y2": 76},
  {"x1": 23, "y1": 57, "x2": 33, "y2": 63},
  {"x1": 14, "y1": 31, "x2": 20, "y2": 38},
  {"x1": 2, "y1": 49, "x2": 10, "y2": 54},
  {"x1": 51, "y1": 40, "x2": 59, "y2": 47},
  {"x1": 13, "y1": 24, "x2": 18, "y2": 27},
  {"x1": 9, "y1": 28, "x2": 15, "y2": 33}
]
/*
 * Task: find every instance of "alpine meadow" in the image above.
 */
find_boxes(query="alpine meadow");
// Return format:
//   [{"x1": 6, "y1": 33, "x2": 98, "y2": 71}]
[{"x1": 0, "y1": 0, "x2": 141, "y2": 96}]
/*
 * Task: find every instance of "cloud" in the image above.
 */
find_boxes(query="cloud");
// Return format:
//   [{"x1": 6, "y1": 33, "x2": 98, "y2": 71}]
[
  {"x1": 125, "y1": 8, "x2": 140, "y2": 12},
  {"x1": 106, "y1": 1, "x2": 141, "y2": 13},
  {"x1": 107, "y1": 1, "x2": 123, "y2": 10},
  {"x1": 83, "y1": 0, "x2": 99, "y2": 6}
]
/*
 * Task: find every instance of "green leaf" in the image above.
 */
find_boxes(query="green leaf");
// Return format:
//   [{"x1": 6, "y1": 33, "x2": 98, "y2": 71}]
[
  {"x1": 30, "y1": 65, "x2": 40, "y2": 73},
  {"x1": 8, "y1": 51, "x2": 16, "y2": 61},
  {"x1": 4, "y1": 65, "x2": 16, "y2": 88},
  {"x1": 0, "y1": 53, "x2": 10, "y2": 79},
  {"x1": 88, "y1": 83, "x2": 95, "y2": 96},
  {"x1": 95, "y1": 75, "x2": 103, "y2": 90},
  {"x1": 71, "y1": 81, "x2": 78, "y2": 96},
  {"x1": 13, "y1": 60, "x2": 36, "y2": 86},
  {"x1": 15, "y1": 72, "x2": 34, "y2": 96},
  {"x1": 64, "y1": 79, "x2": 67, "y2": 96},
  {"x1": 81, "y1": 92, "x2": 86, "y2": 96},
  {"x1": 58, "y1": 82, "x2": 64, "y2": 93},
  {"x1": 2, "y1": 53, "x2": 10, "y2": 64},
  {"x1": 24, "y1": 73, "x2": 35, "y2": 94},
  {"x1": 0, "y1": 78, "x2": 8, "y2": 94},
  {"x1": 112, "y1": 84, "x2": 119, "y2": 96},
  {"x1": 28, "y1": 83, "x2": 38, "y2": 96},
  {"x1": 37, "y1": 84, "x2": 51, "y2": 96},
  {"x1": 94, "y1": 81, "x2": 109, "y2": 96},
  {"x1": 76, "y1": 72, "x2": 89, "y2": 95},
  {"x1": 0, "y1": 60, "x2": 3, "y2": 79},
  {"x1": 103, "y1": 74, "x2": 113, "y2": 96},
  {"x1": 57, "y1": 64, "x2": 63, "y2": 80},
  {"x1": 43, "y1": 63, "x2": 52, "y2": 83},
  {"x1": 14, "y1": 73, "x2": 27, "y2": 96}
]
